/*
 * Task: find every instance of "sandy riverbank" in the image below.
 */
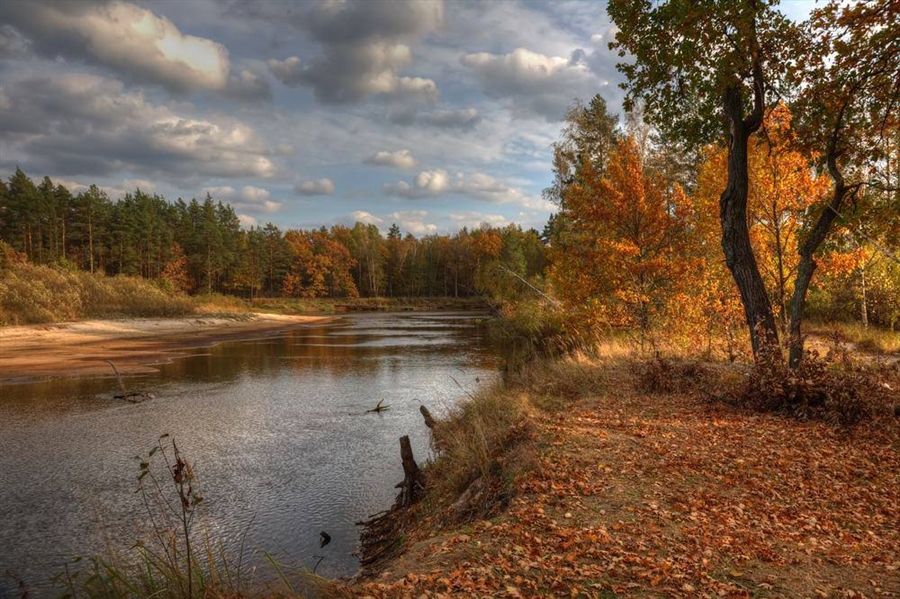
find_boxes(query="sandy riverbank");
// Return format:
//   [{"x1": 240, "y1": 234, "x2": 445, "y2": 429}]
[{"x1": 0, "y1": 313, "x2": 332, "y2": 384}]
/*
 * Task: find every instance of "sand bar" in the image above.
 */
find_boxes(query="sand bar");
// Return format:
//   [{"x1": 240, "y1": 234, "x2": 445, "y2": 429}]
[{"x1": 0, "y1": 313, "x2": 332, "y2": 384}]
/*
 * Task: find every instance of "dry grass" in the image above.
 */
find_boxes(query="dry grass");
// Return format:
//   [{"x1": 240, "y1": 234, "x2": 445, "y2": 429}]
[
  {"x1": 806, "y1": 319, "x2": 900, "y2": 356},
  {"x1": 0, "y1": 261, "x2": 195, "y2": 325},
  {"x1": 425, "y1": 387, "x2": 534, "y2": 523}
]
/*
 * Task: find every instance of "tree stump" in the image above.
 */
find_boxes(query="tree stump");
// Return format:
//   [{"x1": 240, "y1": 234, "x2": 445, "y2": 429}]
[
  {"x1": 419, "y1": 405, "x2": 437, "y2": 429},
  {"x1": 395, "y1": 435, "x2": 423, "y2": 508}
]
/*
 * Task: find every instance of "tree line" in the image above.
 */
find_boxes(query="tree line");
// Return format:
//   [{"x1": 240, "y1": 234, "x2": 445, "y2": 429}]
[{"x1": 0, "y1": 169, "x2": 547, "y2": 302}]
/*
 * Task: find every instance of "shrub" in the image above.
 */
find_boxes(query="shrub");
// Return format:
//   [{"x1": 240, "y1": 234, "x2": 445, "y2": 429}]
[
  {"x1": 0, "y1": 260, "x2": 195, "y2": 324},
  {"x1": 741, "y1": 345, "x2": 896, "y2": 426},
  {"x1": 635, "y1": 354, "x2": 713, "y2": 395},
  {"x1": 489, "y1": 300, "x2": 598, "y2": 371}
]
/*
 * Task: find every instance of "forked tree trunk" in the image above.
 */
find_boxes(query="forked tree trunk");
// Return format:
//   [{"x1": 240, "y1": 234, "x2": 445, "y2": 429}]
[{"x1": 719, "y1": 83, "x2": 779, "y2": 359}]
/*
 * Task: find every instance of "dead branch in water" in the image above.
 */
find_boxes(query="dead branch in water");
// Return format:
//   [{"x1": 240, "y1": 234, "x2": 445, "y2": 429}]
[
  {"x1": 104, "y1": 359, "x2": 153, "y2": 402},
  {"x1": 104, "y1": 359, "x2": 128, "y2": 395},
  {"x1": 366, "y1": 398, "x2": 390, "y2": 413}
]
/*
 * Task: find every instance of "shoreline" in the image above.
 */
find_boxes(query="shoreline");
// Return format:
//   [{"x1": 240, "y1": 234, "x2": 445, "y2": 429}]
[{"x1": 0, "y1": 313, "x2": 333, "y2": 384}]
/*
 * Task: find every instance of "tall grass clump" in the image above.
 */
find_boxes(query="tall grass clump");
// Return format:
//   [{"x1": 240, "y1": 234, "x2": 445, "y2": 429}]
[
  {"x1": 423, "y1": 352, "x2": 608, "y2": 524},
  {"x1": 192, "y1": 293, "x2": 253, "y2": 316},
  {"x1": 488, "y1": 300, "x2": 597, "y2": 371},
  {"x1": 425, "y1": 387, "x2": 533, "y2": 523},
  {"x1": 0, "y1": 243, "x2": 194, "y2": 324}
]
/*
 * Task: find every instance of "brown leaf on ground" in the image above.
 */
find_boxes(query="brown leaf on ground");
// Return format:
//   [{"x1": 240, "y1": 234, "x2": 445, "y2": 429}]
[{"x1": 348, "y1": 358, "x2": 899, "y2": 598}]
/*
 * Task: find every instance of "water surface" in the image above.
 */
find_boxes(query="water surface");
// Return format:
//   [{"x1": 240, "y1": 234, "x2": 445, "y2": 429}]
[{"x1": 0, "y1": 311, "x2": 497, "y2": 596}]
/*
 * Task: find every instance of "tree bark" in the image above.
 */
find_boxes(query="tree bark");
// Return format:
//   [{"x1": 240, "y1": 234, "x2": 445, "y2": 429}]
[
  {"x1": 787, "y1": 150, "x2": 850, "y2": 368},
  {"x1": 719, "y1": 77, "x2": 779, "y2": 359}
]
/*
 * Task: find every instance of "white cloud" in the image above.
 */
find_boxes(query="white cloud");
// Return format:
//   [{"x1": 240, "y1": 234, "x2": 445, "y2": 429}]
[
  {"x1": 390, "y1": 210, "x2": 438, "y2": 235},
  {"x1": 350, "y1": 210, "x2": 383, "y2": 225},
  {"x1": 238, "y1": 186, "x2": 266, "y2": 201},
  {"x1": 204, "y1": 185, "x2": 236, "y2": 199},
  {"x1": 384, "y1": 169, "x2": 523, "y2": 203},
  {"x1": 397, "y1": 76, "x2": 438, "y2": 102},
  {"x1": 461, "y1": 47, "x2": 600, "y2": 120},
  {"x1": 237, "y1": 214, "x2": 258, "y2": 228},
  {"x1": 267, "y1": 56, "x2": 304, "y2": 85},
  {"x1": 294, "y1": 178, "x2": 335, "y2": 196},
  {"x1": 459, "y1": 172, "x2": 522, "y2": 203},
  {"x1": 3, "y1": 2, "x2": 230, "y2": 94},
  {"x1": 0, "y1": 73, "x2": 276, "y2": 180},
  {"x1": 518, "y1": 196, "x2": 556, "y2": 212},
  {"x1": 447, "y1": 211, "x2": 510, "y2": 230},
  {"x1": 365, "y1": 149, "x2": 417, "y2": 169}
]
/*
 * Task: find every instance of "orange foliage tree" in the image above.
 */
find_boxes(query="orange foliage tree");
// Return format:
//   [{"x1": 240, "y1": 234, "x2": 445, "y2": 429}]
[
  {"x1": 282, "y1": 229, "x2": 359, "y2": 298},
  {"x1": 550, "y1": 135, "x2": 695, "y2": 345}
]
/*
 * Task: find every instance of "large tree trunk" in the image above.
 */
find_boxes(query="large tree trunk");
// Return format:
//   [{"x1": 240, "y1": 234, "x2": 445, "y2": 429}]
[{"x1": 719, "y1": 83, "x2": 779, "y2": 359}]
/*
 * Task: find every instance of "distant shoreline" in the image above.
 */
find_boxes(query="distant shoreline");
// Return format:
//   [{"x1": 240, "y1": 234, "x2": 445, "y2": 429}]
[{"x1": 0, "y1": 313, "x2": 332, "y2": 384}]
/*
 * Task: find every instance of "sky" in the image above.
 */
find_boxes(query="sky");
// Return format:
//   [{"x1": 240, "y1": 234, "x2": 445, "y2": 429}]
[{"x1": 0, "y1": 0, "x2": 815, "y2": 237}]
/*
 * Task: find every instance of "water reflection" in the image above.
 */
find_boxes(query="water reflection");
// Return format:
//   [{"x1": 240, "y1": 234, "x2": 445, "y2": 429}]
[{"x1": 0, "y1": 312, "x2": 497, "y2": 597}]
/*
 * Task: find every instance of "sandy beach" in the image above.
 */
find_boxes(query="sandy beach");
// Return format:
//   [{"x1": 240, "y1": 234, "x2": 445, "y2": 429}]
[{"x1": 0, "y1": 313, "x2": 331, "y2": 384}]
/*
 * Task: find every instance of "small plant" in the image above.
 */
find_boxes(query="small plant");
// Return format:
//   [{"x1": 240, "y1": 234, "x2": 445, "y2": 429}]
[{"x1": 58, "y1": 435, "x2": 251, "y2": 598}]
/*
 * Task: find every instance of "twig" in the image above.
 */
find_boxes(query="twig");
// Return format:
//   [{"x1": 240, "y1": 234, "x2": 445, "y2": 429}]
[
  {"x1": 497, "y1": 265, "x2": 562, "y2": 306},
  {"x1": 312, "y1": 555, "x2": 325, "y2": 574},
  {"x1": 104, "y1": 359, "x2": 127, "y2": 395},
  {"x1": 366, "y1": 398, "x2": 390, "y2": 413}
]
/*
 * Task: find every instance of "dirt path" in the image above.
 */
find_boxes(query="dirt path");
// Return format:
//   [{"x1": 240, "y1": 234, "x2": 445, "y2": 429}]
[
  {"x1": 352, "y1": 362, "x2": 900, "y2": 598},
  {"x1": 0, "y1": 314, "x2": 331, "y2": 383}
]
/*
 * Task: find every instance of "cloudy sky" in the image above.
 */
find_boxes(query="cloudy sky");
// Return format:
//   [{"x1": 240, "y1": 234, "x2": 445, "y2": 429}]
[{"x1": 0, "y1": 0, "x2": 814, "y2": 236}]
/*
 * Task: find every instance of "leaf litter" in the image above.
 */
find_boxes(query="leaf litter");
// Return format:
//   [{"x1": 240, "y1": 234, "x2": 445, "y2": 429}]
[{"x1": 349, "y1": 359, "x2": 899, "y2": 598}]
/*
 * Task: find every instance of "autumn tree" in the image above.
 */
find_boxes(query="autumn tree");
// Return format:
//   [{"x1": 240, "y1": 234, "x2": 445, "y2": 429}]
[
  {"x1": 785, "y1": 0, "x2": 900, "y2": 365},
  {"x1": 551, "y1": 135, "x2": 694, "y2": 343},
  {"x1": 544, "y1": 94, "x2": 619, "y2": 206},
  {"x1": 283, "y1": 228, "x2": 359, "y2": 299},
  {"x1": 609, "y1": 0, "x2": 795, "y2": 358}
]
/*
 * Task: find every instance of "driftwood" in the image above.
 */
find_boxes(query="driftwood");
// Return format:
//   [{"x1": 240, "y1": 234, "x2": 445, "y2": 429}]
[
  {"x1": 366, "y1": 398, "x2": 390, "y2": 413},
  {"x1": 419, "y1": 405, "x2": 437, "y2": 429}
]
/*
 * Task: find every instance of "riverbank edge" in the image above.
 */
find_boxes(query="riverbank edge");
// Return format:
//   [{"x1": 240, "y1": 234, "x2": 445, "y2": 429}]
[
  {"x1": 0, "y1": 313, "x2": 334, "y2": 383},
  {"x1": 341, "y1": 353, "x2": 900, "y2": 598},
  {"x1": 0, "y1": 300, "x2": 495, "y2": 384}
]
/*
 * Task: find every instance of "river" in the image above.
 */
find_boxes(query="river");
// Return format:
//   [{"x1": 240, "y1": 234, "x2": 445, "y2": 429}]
[{"x1": 0, "y1": 311, "x2": 499, "y2": 597}]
